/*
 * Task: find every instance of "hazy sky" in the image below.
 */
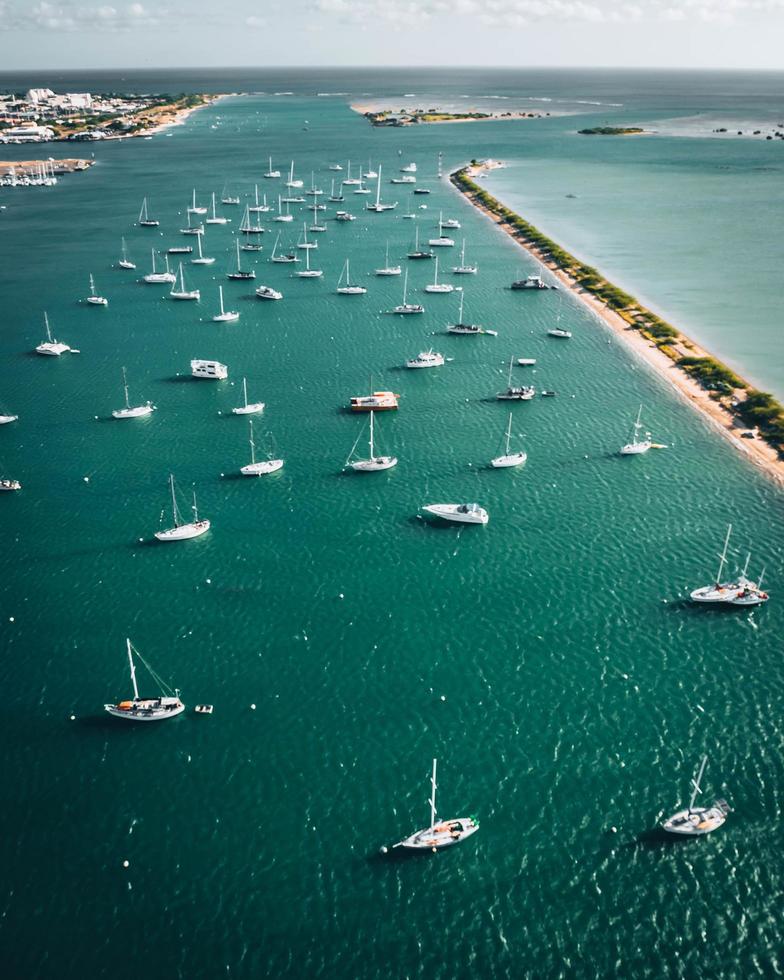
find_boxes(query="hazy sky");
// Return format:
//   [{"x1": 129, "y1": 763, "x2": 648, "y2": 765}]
[{"x1": 1, "y1": 0, "x2": 783, "y2": 70}]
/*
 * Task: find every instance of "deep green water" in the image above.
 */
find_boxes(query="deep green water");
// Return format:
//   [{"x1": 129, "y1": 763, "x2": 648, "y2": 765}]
[{"x1": 1, "y1": 80, "x2": 783, "y2": 979}]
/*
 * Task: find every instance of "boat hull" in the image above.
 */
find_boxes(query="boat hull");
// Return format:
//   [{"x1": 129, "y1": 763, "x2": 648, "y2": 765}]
[
  {"x1": 662, "y1": 803, "x2": 728, "y2": 835},
  {"x1": 351, "y1": 457, "x2": 397, "y2": 472},
  {"x1": 399, "y1": 819, "x2": 479, "y2": 850},
  {"x1": 104, "y1": 698, "x2": 185, "y2": 721},
  {"x1": 241, "y1": 460, "x2": 284, "y2": 476},
  {"x1": 232, "y1": 403, "x2": 265, "y2": 416},
  {"x1": 423, "y1": 505, "x2": 489, "y2": 525},
  {"x1": 491, "y1": 453, "x2": 527, "y2": 468},
  {"x1": 155, "y1": 520, "x2": 210, "y2": 541},
  {"x1": 112, "y1": 405, "x2": 154, "y2": 419}
]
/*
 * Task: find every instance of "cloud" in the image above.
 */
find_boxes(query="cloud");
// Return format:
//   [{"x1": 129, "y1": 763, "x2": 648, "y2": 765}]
[
  {"x1": 0, "y1": 0, "x2": 160, "y2": 30},
  {"x1": 245, "y1": 13, "x2": 266, "y2": 27}
]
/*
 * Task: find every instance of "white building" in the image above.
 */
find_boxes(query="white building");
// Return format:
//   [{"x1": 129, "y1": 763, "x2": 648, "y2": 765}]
[{"x1": 26, "y1": 88, "x2": 55, "y2": 104}]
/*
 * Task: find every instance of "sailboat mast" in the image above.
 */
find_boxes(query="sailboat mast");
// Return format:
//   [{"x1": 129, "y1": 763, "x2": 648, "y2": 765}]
[
  {"x1": 44, "y1": 312, "x2": 52, "y2": 342},
  {"x1": 242, "y1": 377, "x2": 248, "y2": 408},
  {"x1": 458, "y1": 290, "x2": 464, "y2": 323},
  {"x1": 433, "y1": 255, "x2": 439, "y2": 286},
  {"x1": 368, "y1": 409, "x2": 375, "y2": 458},
  {"x1": 689, "y1": 755, "x2": 708, "y2": 812},
  {"x1": 402, "y1": 269, "x2": 408, "y2": 304},
  {"x1": 505, "y1": 413, "x2": 512, "y2": 454},
  {"x1": 218, "y1": 286, "x2": 225, "y2": 315},
  {"x1": 122, "y1": 367, "x2": 130, "y2": 409},
  {"x1": 248, "y1": 419, "x2": 256, "y2": 465},
  {"x1": 127, "y1": 638, "x2": 139, "y2": 700},
  {"x1": 169, "y1": 474, "x2": 182, "y2": 527},
  {"x1": 375, "y1": 165, "x2": 382, "y2": 208},
  {"x1": 429, "y1": 759, "x2": 438, "y2": 829},
  {"x1": 716, "y1": 524, "x2": 732, "y2": 584}
]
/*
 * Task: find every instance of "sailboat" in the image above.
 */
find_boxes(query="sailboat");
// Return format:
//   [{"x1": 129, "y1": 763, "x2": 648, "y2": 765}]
[
  {"x1": 205, "y1": 191, "x2": 229, "y2": 225},
  {"x1": 212, "y1": 285, "x2": 239, "y2": 323},
  {"x1": 342, "y1": 160, "x2": 360, "y2": 186},
  {"x1": 273, "y1": 195, "x2": 293, "y2": 223},
  {"x1": 366, "y1": 165, "x2": 397, "y2": 211},
  {"x1": 391, "y1": 270, "x2": 424, "y2": 315},
  {"x1": 547, "y1": 309, "x2": 572, "y2": 338},
  {"x1": 248, "y1": 185, "x2": 270, "y2": 213},
  {"x1": 297, "y1": 222, "x2": 317, "y2": 250},
  {"x1": 232, "y1": 377, "x2": 265, "y2": 415},
  {"x1": 365, "y1": 159, "x2": 378, "y2": 179},
  {"x1": 375, "y1": 241, "x2": 401, "y2": 276},
  {"x1": 84, "y1": 273, "x2": 108, "y2": 306},
  {"x1": 690, "y1": 525, "x2": 769, "y2": 605},
  {"x1": 138, "y1": 197, "x2": 159, "y2": 227},
  {"x1": 662, "y1": 756, "x2": 730, "y2": 836},
  {"x1": 452, "y1": 239, "x2": 477, "y2": 275},
  {"x1": 35, "y1": 312, "x2": 72, "y2": 356},
  {"x1": 240, "y1": 204, "x2": 265, "y2": 234},
  {"x1": 424, "y1": 255, "x2": 454, "y2": 293},
  {"x1": 118, "y1": 237, "x2": 136, "y2": 270},
  {"x1": 336, "y1": 259, "x2": 366, "y2": 295},
  {"x1": 180, "y1": 210, "x2": 204, "y2": 236},
  {"x1": 308, "y1": 204, "x2": 327, "y2": 233},
  {"x1": 306, "y1": 173, "x2": 323, "y2": 197},
  {"x1": 112, "y1": 367, "x2": 155, "y2": 419},
  {"x1": 328, "y1": 178, "x2": 344, "y2": 203},
  {"x1": 497, "y1": 356, "x2": 535, "y2": 400},
  {"x1": 285, "y1": 160, "x2": 303, "y2": 188},
  {"x1": 240, "y1": 418, "x2": 284, "y2": 475},
  {"x1": 270, "y1": 231, "x2": 298, "y2": 264},
  {"x1": 387, "y1": 760, "x2": 479, "y2": 852},
  {"x1": 227, "y1": 239, "x2": 256, "y2": 280},
  {"x1": 263, "y1": 155, "x2": 281, "y2": 179},
  {"x1": 191, "y1": 234, "x2": 215, "y2": 265},
  {"x1": 154, "y1": 474, "x2": 210, "y2": 541},
  {"x1": 295, "y1": 247, "x2": 322, "y2": 278},
  {"x1": 221, "y1": 185, "x2": 240, "y2": 205},
  {"x1": 408, "y1": 226, "x2": 434, "y2": 260},
  {"x1": 143, "y1": 250, "x2": 176, "y2": 284},
  {"x1": 188, "y1": 188, "x2": 207, "y2": 215},
  {"x1": 347, "y1": 410, "x2": 397, "y2": 471},
  {"x1": 170, "y1": 263, "x2": 200, "y2": 301},
  {"x1": 619, "y1": 406, "x2": 652, "y2": 455},
  {"x1": 447, "y1": 290, "x2": 496, "y2": 335},
  {"x1": 491, "y1": 413, "x2": 527, "y2": 467},
  {"x1": 104, "y1": 638, "x2": 185, "y2": 721}
]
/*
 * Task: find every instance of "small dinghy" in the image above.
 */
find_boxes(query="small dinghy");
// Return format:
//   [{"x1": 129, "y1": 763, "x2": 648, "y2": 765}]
[{"x1": 194, "y1": 704, "x2": 214, "y2": 715}]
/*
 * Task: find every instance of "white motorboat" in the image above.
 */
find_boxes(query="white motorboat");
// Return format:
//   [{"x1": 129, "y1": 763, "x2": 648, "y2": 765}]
[
  {"x1": 511, "y1": 274, "x2": 557, "y2": 290},
  {"x1": 517, "y1": 358, "x2": 537, "y2": 366},
  {"x1": 240, "y1": 418, "x2": 284, "y2": 476},
  {"x1": 335, "y1": 211, "x2": 355, "y2": 222},
  {"x1": 391, "y1": 270, "x2": 424, "y2": 315},
  {"x1": 497, "y1": 357, "x2": 535, "y2": 400},
  {"x1": 138, "y1": 197, "x2": 159, "y2": 227},
  {"x1": 143, "y1": 250, "x2": 176, "y2": 284},
  {"x1": 406, "y1": 350, "x2": 444, "y2": 369},
  {"x1": 0, "y1": 478, "x2": 21, "y2": 491},
  {"x1": 191, "y1": 234, "x2": 215, "y2": 266},
  {"x1": 424, "y1": 255, "x2": 454, "y2": 293},
  {"x1": 112, "y1": 367, "x2": 155, "y2": 419},
  {"x1": 154, "y1": 474, "x2": 210, "y2": 541},
  {"x1": 227, "y1": 239, "x2": 256, "y2": 280},
  {"x1": 168, "y1": 245, "x2": 192, "y2": 255},
  {"x1": 328, "y1": 163, "x2": 343, "y2": 171},
  {"x1": 35, "y1": 312, "x2": 71, "y2": 356},
  {"x1": 263, "y1": 156, "x2": 281, "y2": 179},
  {"x1": 191, "y1": 359, "x2": 228, "y2": 380},
  {"x1": 187, "y1": 188, "x2": 207, "y2": 215},
  {"x1": 118, "y1": 237, "x2": 136, "y2": 270},
  {"x1": 375, "y1": 242, "x2": 401, "y2": 276},
  {"x1": 297, "y1": 222, "x2": 317, "y2": 250},
  {"x1": 547, "y1": 327, "x2": 572, "y2": 339},
  {"x1": 170, "y1": 263, "x2": 200, "y2": 300},
  {"x1": 346, "y1": 410, "x2": 397, "y2": 472},
  {"x1": 85, "y1": 273, "x2": 108, "y2": 306},
  {"x1": 619, "y1": 406, "x2": 652, "y2": 455},
  {"x1": 428, "y1": 235, "x2": 454, "y2": 247},
  {"x1": 0, "y1": 413, "x2": 18, "y2": 424},
  {"x1": 441, "y1": 218, "x2": 461, "y2": 230},
  {"x1": 422, "y1": 503, "x2": 489, "y2": 525},
  {"x1": 256, "y1": 284, "x2": 284, "y2": 300},
  {"x1": 662, "y1": 756, "x2": 730, "y2": 836},
  {"x1": 491, "y1": 413, "x2": 527, "y2": 468},
  {"x1": 391, "y1": 175, "x2": 416, "y2": 185},
  {"x1": 389, "y1": 760, "x2": 479, "y2": 853},
  {"x1": 212, "y1": 285, "x2": 239, "y2": 322},
  {"x1": 104, "y1": 638, "x2": 185, "y2": 721},
  {"x1": 205, "y1": 191, "x2": 229, "y2": 225},
  {"x1": 295, "y1": 248, "x2": 323, "y2": 278},
  {"x1": 452, "y1": 239, "x2": 477, "y2": 275},
  {"x1": 400, "y1": 162, "x2": 417, "y2": 174},
  {"x1": 336, "y1": 259, "x2": 367, "y2": 295},
  {"x1": 232, "y1": 377, "x2": 265, "y2": 415}
]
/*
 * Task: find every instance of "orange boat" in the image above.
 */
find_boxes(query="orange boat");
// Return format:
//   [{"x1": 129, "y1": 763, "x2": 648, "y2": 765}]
[{"x1": 350, "y1": 391, "x2": 400, "y2": 412}]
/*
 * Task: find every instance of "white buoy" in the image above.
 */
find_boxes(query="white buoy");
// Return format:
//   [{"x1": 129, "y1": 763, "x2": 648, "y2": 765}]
[
  {"x1": 440, "y1": 695, "x2": 446, "y2": 701},
  {"x1": 206, "y1": 578, "x2": 211, "y2": 585},
  {"x1": 70, "y1": 714, "x2": 75, "y2": 721},
  {"x1": 122, "y1": 860, "x2": 130, "y2": 868},
  {"x1": 250, "y1": 703, "x2": 256, "y2": 710},
  {"x1": 84, "y1": 476, "x2": 90, "y2": 482},
  {"x1": 380, "y1": 845, "x2": 388, "y2": 854}
]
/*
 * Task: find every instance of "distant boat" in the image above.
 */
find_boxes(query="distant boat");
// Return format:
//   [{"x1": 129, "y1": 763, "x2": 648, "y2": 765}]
[
  {"x1": 232, "y1": 377, "x2": 265, "y2": 415},
  {"x1": 272, "y1": 196, "x2": 293, "y2": 224},
  {"x1": 423, "y1": 504, "x2": 489, "y2": 525},
  {"x1": 512, "y1": 274, "x2": 557, "y2": 290},
  {"x1": 143, "y1": 250, "x2": 176, "y2": 284},
  {"x1": 255, "y1": 284, "x2": 283, "y2": 300},
  {"x1": 428, "y1": 234, "x2": 454, "y2": 248},
  {"x1": 452, "y1": 239, "x2": 477, "y2": 275},
  {"x1": 191, "y1": 234, "x2": 215, "y2": 265},
  {"x1": 328, "y1": 178, "x2": 344, "y2": 203},
  {"x1": 188, "y1": 188, "x2": 207, "y2": 215},
  {"x1": 240, "y1": 204, "x2": 265, "y2": 233},
  {"x1": 342, "y1": 161, "x2": 360, "y2": 186},
  {"x1": 167, "y1": 245, "x2": 193, "y2": 255},
  {"x1": 221, "y1": 184, "x2": 240, "y2": 205},
  {"x1": 387, "y1": 759, "x2": 479, "y2": 852},
  {"x1": 406, "y1": 349, "x2": 444, "y2": 369},
  {"x1": 112, "y1": 367, "x2": 155, "y2": 419},
  {"x1": 297, "y1": 222, "x2": 317, "y2": 250},
  {"x1": 662, "y1": 756, "x2": 730, "y2": 836},
  {"x1": 0, "y1": 411, "x2": 18, "y2": 425},
  {"x1": 212, "y1": 285, "x2": 239, "y2": 323},
  {"x1": 191, "y1": 359, "x2": 228, "y2": 379},
  {"x1": 517, "y1": 358, "x2": 536, "y2": 366},
  {"x1": 169, "y1": 262, "x2": 200, "y2": 300},
  {"x1": 0, "y1": 478, "x2": 21, "y2": 491},
  {"x1": 248, "y1": 185, "x2": 270, "y2": 213},
  {"x1": 375, "y1": 241, "x2": 401, "y2": 276},
  {"x1": 491, "y1": 412, "x2": 527, "y2": 468},
  {"x1": 84, "y1": 273, "x2": 108, "y2": 306},
  {"x1": 138, "y1": 197, "x2": 159, "y2": 228},
  {"x1": 336, "y1": 258, "x2": 366, "y2": 295},
  {"x1": 350, "y1": 390, "x2": 399, "y2": 412},
  {"x1": 35, "y1": 312, "x2": 71, "y2": 356},
  {"x1": 347, "y1": 409, "x2": 397, "y2": 471},
  {"x1": 335, "y1": 210, "x2": 355, "y2": 222},
  {"x1": 547, "y1": 312, "x2": 572, "y2": 338},
  {"x1": 690, "y1": 525, "x2": 769, "y2": 606},
  {"x1": 240, "y1": 418, "x2": 284, "y2": 476},
  {"x1": 391, "y1": 270, "x2": 424, "y2": 315},
  {"x1": 497, "y1": 356, "x2": 535, "y2": 400},
  {"x1": 263, "y1": 155, "x2": 281, "y2": 179},
  {"x1": 104, "y1": 638, "x2": 185, "y2": 721},
  {"x1": 180, "y1": 211, "x2": 204, "y2": 236},
  {"x1": 424, "y1": 255, "x2": 454, "y2": 294},
  {"x1": 447, "y1": 290, "x2": 495, "y2": 335},
  {"x1": 328, "y1": 163, "x2": 343, "y2": 172},
  {"x1": 366, "y1": 165, "x2": 397, "y2": 212},
  {"x1": 154, "y1": 474, "x2": 210, "y2": 541},
  {"x1": 400, "y1": 162, "x2": 417, "y2": 174},
  {"x1": 295, "y1": 248, "x2": 322, "y2": 278},
  {"x1": 619, "y1": 405, "x2": 652, "y2": 455},
  {"x1": 270, "y1": 231, "x2": 298, "y2": 264},
  {"x1": 407, "y1": 226, "x2": 433, "y2": 260},
  {"x1": 205, "y1": 191, "x2": 229, "y2": 225},
  {"x1": 117, "y1": 237, "x2": 136, "y2": 270},
  {"x1": 284, "y1": 160, "x2": 303, "y2": 188},
  {"x1": 227, "y1": 239, "x2": 256, "y2": 280}
]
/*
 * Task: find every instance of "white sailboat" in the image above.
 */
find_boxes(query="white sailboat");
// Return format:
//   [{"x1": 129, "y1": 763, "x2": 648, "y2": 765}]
[
  {"x1": 375, "y1": 241, "x2": 401, "y2": 276},
  {"x1": 690, "y1": 525, "x2": 735, "y2": 603},
  {"x1": 35, "y1": 312, "x2": 72, "y2": 356},
  {"x1": 112, "y1": 367, "x2": 155, "y2": 419},
  {"x1": 328, "y1": 178, "x2": 344, "y2": 203},
  {"x1": 84, "y1": 273, "x2": 108, "y2": 306},
  {"x1": 248, "y1": 185, "x2": 270, "y2": 213},
  {"x1": 497, "y1": 356, "x2": 535, "y2": 400},
  {"x1": 391, "y1": 270, "x2": 424, "y2": 314},
  {"x1": 336, "y1": 259, "x2": 367, "y2": 295},
  {"x1": 212, "y1": 285, "x2": 239, "y2": 323},
  {"x1": 273, "y1": 195, "x2": 293, "y2": 223},
  {"x1": 424, "y1": 255, "x2": 454, "y2": 293},
  {"x1": 191, "y1": 234, "x2": 215, "y2": 265},
  {"x1": 270, "y1": 231, "x2": 298, "y2": 264},
  {"x1": 347, "y1": 410, "x2": 397, "y2": 472},
  {"x1": 263, "y1": 155, "x2": 281, "y2": 179},
  {"x1": 297, "y1": 222, "x2": 317, "y2": 250},
  {"x1": 295, "y1": 248, "x2": 323, "y2": 278},
  {"x1": 138, "y1": 197, "x2": 159, "y2": 227},
  {"x1": 240, "y1": 204, "x2": 265, "y2": 233},
  {"x1": 170, "y1": 262, "x2": 200, "y2": 301},
  {"x1": 662, "y1": 756, "x2": 730, "y2": 836},
  {"x1": 227, "y1": 239, "x2": 256, "y2": 280},
  {"x1": 387, "y1": 759, "x2": 479, "y2": 852},
  {"x1": 240, "y1": 418, "x2": 284, "y2": 475},
  {"x1": 221, "y1": 185, "x2": 240, "y2": 205},
  {"x1": 188, "y1": 188, "x2": 207, "y2": 215},
  {"x1": 180, "y1": 210, "x2": 204, "y2": 236},
  {"x1": 143, "y1": 250, "x2": 176, "y2": 284},
  {"x1": 104, "y1": 638, "x2": 185, "y2": 721},
  {"x1": 205, "y1": 191, "x2": 229, "y2": 225},
  {"x1": 447, "y1": 290, "x2": 494, "y2": 335},
  {"x1": 342, "y1": 160, "x2": 360, "y2": 186},
  {"x1": 367, "y1": 164, "x2": 397, "y2": 211},
  {"x1": 285, "y1": 160, "x2": 303, "y2": 188},
  {"x1": 452, "y1": 239, "x2": 477, "y2": 275},
  {"x1": 154, "y1": 474, "x2": 210, "y2": 541},
  {"x1": 232, "y1": 377, "x2": 265, "y2": 415},
  {"x1": 619, "y1": 405, "x2": 652, "y2": 455},
  {"x1": 491, "y1": 413, "x2": 527, "y2": 468},
  {"x1": 309, "y1": 204, "x2": 327, "y2": 233},
  {"x1": 118, "y1": 237, "x2": 136, "y2": 270}
]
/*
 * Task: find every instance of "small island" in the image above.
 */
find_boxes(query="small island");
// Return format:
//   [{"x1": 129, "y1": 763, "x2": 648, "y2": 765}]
[
  {"x1": 356, "y1": 106, "x2": 550, "y2": 127},
  {"x1": 578, "y1": 126, "x2": 646, "y2": 136}
]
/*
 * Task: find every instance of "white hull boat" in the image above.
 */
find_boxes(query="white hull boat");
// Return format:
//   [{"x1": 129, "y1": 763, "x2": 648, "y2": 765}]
[
  {"x1": 213, "y1": 286, "x2": 239, "y2": 322},
  {"x1": 386, "y1": 760, "x2": 479, "y2": 853},
  {"x1": 35, "y1": 313, "x2": 71, "y2": 356},
  {"x1": 662, "y1": 756, "x2": 730, "y2": 836},
  {"x1": 154, "y1": 474, "x2": 210, "y2": 541},
  {"x1": 347, "y1": 411, "x2": 397, "y2": 471},
  {"x1": 104, "y1": 638, "x2": 185, "y2": 721},
  {"x1": 232, "y1": 378, "x2": 265, "y2": 415},
  {"x1": 112, "y1": 368, "x2": 155, "y2": 419},
  {"x1": 422, "y1": 503, "x2": 489, "y2": 525},
  {"x1": 406, "y1": 350, "x2": 444, "y2": 369}
]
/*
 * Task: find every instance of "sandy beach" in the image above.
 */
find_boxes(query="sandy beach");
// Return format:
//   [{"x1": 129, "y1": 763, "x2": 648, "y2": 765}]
[{"x1": 452, "y1": 161, "x2": 784, "y2": 488}]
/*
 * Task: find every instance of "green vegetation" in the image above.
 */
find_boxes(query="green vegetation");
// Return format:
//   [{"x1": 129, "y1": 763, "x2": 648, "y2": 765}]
[
  {"x1": 736, "y1": 391, "x2": 784, "y2": 447},
  {"x1": 578, "y1": 127, "x2": 645, "y2": 136},
  {"x1": 677, "y1": 357, "x2": 744, "y2": 393}
]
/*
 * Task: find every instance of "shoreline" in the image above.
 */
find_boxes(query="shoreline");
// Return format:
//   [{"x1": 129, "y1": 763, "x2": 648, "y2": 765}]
[
  {"x1": 351, "y1": 104, "x2": 551, "y2": 125},
  {"x1": 450, "y1": 161, "x2": 784, "y2": 488}
]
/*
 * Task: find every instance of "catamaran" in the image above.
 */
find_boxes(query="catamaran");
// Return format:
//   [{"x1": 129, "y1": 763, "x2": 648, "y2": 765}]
[
  {"x1": 391, "y1": 270, "x2": 424, "y2": 315},
  {"x1": 240, "y1": 418, "x2": 284, "y2": 476},
  {"x1": 336, "y1": 259, "x2": 366, "y2": 294},
  {"x1": 154, "y1": 474, "x2": 210, "y2": 541},
  {"x1": 112, "y1": 367, "x2": 155, "y2": 419},
  {"x1": 232, "y1": 377, "x2": 265, "y2": 415},
  {"x1": 212, "y1": 285, "x2": 239, "y2": 323},
  {"x1": 424, "y1": 255, "x2": 454, "y2": 294},
  {"x1": 270, "y1": 232, "x2": 298, "y2": 264},
  {"x1": 497, "y1": 356, "x2": 535, "y2": 400},
  {"x1": 452, "y1": 239, "x2": 477, "y2": 275},
  {"x1": 346, "y1": 410, "x2": 397, "y2": 471},
  {"x1": 191, "y1": 234, "x2": 215, "y2": 266},
  {"x1": 118, "y1": 237, "x2": 136, "y2": 270},
  {"x1": 422, "y1": 503, "x2": 489, "y2": 525},
  {"x1": 138, "y1": 197, "x2": 159, "y2": 227},
  {"x1": 35, "y1": 312, "x2": 72, "y2": 356},
  {"x1": 104, "y1": 639, "x2": 185, "y2": 721},
  {"x1": 350, "y1": 390, "x2": 400, "y2": 412},
  {"x1": 263, "y1": 156, "x2": 281, "y2": 179},
  {"x1": 188, "y1": 188, "x2": 207, "y2": 215},
  {"x1": 206, "y1": 191, "x2": 229, "y2": 225},
  {"x1": 406, "y1": 350, "x2": 444, "y2": 369},
  {"x1": 619, "y1": 406, "x2": 652, "y2": 455},
  {"x1": 491, "y1": 413, "x2": 527, "y2": 468},
  {"x1": 662, "y1": 756, "x2": 730, "y2": 836},
  {"x1": 84, "y1": 273, "x2": 108, "y2": 306},
  {"x1": 408, "y1": 226, "x2": 433, "y2": 260},
  {"x1": 170, "y1": 263, "x2": 200, "y2": 301},
  {"x1": 227, "y1": 239, "x2": 256, "y2": 280},
  {"x1": 375, "y1": 242, "x2": 401, "y2": 276},
  {"x1": 387, "y1": 759, "x2": 479, "y2": 852},
  {"x1": 295, "y1": 248, "x2": 322, "y2": 278},
  {"x1": 143, "y1": 250, "x2": 176, "y2": 284}
]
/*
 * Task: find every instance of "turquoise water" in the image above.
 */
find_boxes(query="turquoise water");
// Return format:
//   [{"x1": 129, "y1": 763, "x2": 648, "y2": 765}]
[{"x1": 1, "y1": 76, "x2": 783, "y2": 978}]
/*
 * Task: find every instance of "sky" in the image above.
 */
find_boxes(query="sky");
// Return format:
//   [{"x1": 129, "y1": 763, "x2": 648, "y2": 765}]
[{"x1": 1, "y1": 0, "x2": 784, "y2": 70}]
